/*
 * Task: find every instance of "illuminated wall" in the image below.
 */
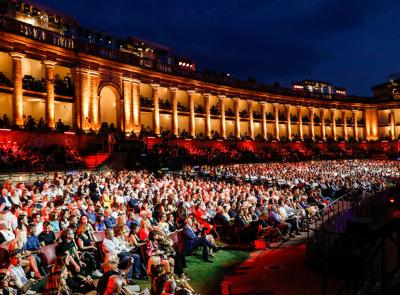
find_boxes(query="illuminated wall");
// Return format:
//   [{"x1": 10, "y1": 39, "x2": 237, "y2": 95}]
[
  {"x1": 141, "y1": 111, "x2": 153, "y2": 130},
  {"x1": 226, "y1": 120, "x2": 235, "y2": 137},
  {"x1": 22, "y1": 58, "x2": 44, "y2": 80},
  {"x1": 254, "y1": 122, "x2": 261, "y2": 137},
  {"x1": 194, "y1": 93, "x2": 203, "y2": 109},
  {"x1": 99, "y1": 86, "x2": 117, "y2": 126},
  {"x1": 140, "y1": 83, "x2": 152, "y2": 99},
  {"x1": 240, "y1": 121, "x2": 249, "y2": 137},
  {"x1": 177, "y1": 115, "x2": 189, "y2": 133},
  {"x1": 159, "y1": 114, "x2": 171, "y2": 132},
  {"x1": 158, "y1": 87, "x2": 171, "y2": 103},
  {"x1": 238, "y1": 100, "x2": 247, "y2": 112},
  {"x1": 0, "y1": 51, "x2": 13, "y2": 80},
  {"x1": 378, "y1": 110, "x2": 389, "y2": 125},
  {"x1": 0, "y1": 93, "x2": 12, "y2": 118},
  {"x1": 54, "y1": 65, "x2": 71, "y2": 80},
  {"x1": 23, "y1": 97, "x2": 45, "y2": 120},
  {"x1": 177, "y1": 89, "x2": 188, "y2": 109},
  {"x1": 210, "y1": 118, "x2": 220, "y2": 134},
  {"x1": 54, "y1": 101, "x2": 73, "y2": 126},
  {"x1": 195, "y1": 117, "x2": 205, "y2": 137}
]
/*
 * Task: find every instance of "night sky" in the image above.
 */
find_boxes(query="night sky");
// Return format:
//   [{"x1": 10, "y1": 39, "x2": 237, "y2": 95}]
[{"x1": 33, "y1": 0, "x2": 400, "y2": 96}]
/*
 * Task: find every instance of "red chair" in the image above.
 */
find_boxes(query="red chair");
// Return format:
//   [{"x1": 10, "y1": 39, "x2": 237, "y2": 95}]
[
  {"x1": 94, "y1": 231, "x2": 105, "y2": 242},
  {"x1": 40, "y1": 244, "x2": 57, "y2": 267}
]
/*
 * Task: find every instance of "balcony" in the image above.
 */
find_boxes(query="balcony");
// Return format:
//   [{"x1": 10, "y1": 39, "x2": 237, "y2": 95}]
[{"x1": 0, "y1": 16, "x2": 376, "y2": 102}]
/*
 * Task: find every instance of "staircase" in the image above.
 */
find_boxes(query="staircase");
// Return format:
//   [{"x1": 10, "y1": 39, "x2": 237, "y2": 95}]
[{"x1": 83, "y1": 152, "x2": 110, "y2": 170}]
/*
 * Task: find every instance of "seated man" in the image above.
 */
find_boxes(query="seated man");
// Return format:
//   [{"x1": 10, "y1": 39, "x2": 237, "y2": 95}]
[
  {"x1": 38, "y1": 221, "x2": 56, "y2": 246},
  {"x1": 102, "y1": 228, "x2": 143, "y2": 283},
  {"x1": 268, "y1": 205, "x2": 291, "y2": 239},
  {"x1": 6, "y1": 251, "x2": 36, "y2": 295},
  {"x1": 182, "y1": 217, "x2": 215, "y2": 262}
]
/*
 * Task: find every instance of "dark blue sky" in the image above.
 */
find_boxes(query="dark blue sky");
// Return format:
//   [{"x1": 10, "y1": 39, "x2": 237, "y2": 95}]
[{"x1": 34, "y1": 0, "x2": 400, "y2": 96}]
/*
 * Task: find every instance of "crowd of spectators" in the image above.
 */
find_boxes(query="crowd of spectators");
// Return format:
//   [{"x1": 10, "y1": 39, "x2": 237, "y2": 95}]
[
  {"x1": 0, "y1": 141, "x2": 85, "y2": 171},
  {"x1": 0, "y1": 159, "x2": 395, "y2": 294},
  {"x1": 145, "y1": 140, "x2": 400, "y2": 168},
  {"x1": 21, "y1": 75, "x2": 73, "y2": 97},
  {"x1": 0, "y1": 114, "x2": 70, "y2": 132}
]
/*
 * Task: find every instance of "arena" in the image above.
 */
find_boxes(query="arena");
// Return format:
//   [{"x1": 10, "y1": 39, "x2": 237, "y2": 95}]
[{"x1": 1, "y1": 1, "x2": 400, "y2": 295}]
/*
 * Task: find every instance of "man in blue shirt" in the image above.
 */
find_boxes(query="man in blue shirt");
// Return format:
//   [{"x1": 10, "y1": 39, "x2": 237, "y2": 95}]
[
  {"x1": 268, "y1": 205, "x2": 291, "y2": 239},
  {"x1": 25, "y1": 224, "x2": 41, "y2": 251},
  {"x1": 104, "y1": 209, "x2": 116, "y2": 229},
  {"x1": 86, "y1": 204, "x2": 97, "y2": 225},
  {"x1": 24, "y1": 224, "x2": 48, "y2": 275}
]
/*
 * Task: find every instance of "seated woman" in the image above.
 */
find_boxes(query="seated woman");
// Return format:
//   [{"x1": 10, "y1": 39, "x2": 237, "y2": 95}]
[
  {"x1": 94, "y1": 214, "x2": 107, "y2": 232},
  {"x1": 138, "y1": 217, "x2": 152, "y2": 241},
  {"x1": 0, "y1": 220, "x2": 15, "y2": 243},
  {"x1": 49, "y1": 212, "x2": 60, "y2": 232},
  {"x1": 76, "y1": 222, "x2": 102, "y2": 277},
  {"x1": 194, "y1": 203, "x2": 214, "y2": 235},
  {"x1": 129, "y1": 223, "x2": 146, "y2": 248},
  {"x1": 146, "y1": 231, "x2": 174, "y2": 275}
]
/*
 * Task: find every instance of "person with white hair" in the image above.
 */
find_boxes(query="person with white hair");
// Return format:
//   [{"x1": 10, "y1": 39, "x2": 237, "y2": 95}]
[
  {"x1": 97, "y1": 253, "x2": 141, "y2": 295},
  {"x1": 0, "y1": 219, "x2": 15, "y2": 243}
]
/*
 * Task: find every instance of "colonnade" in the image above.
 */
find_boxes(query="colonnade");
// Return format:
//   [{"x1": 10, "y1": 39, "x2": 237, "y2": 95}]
[{"x1": 7, "y1": 53, "x2": 393, "y2": 141}]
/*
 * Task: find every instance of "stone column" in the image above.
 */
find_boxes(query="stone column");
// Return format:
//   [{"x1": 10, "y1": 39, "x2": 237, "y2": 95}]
[
  {"x1": 331, "y1": 109, "x2": 337, "y2": 141},
  {"x1": 260, "y1": 102, "x2": 267, "y2": 140},
  {"x1": 122, "y1": 78, "x2": 132, "y2": 133},
  {"x1": 43, "y1": 60, "x2": 56, "y2": 129},
  {"x1": 72, "y1": 69, "x2": 80, "y2": 129},
  {"x1": 297, "y1": 106, "x2": 303, "y2": 140},
  {"x1": 309, "y1": 107, "x2": 315, "y2": 141},
  {"x1": 151, "y1": 83, "x2": 160, "y2": 136},
  {"x1": 285, "y1": 104, "x2": 291, "y2": 140},
  {"x1": 219, "y1": 95, "x2": 226, "y2": 139},
  {"x1": 273, "y1": 103, "x2": 280, "y2": 140},
  {"x1": 80, "y1": 69, "x2": 90, "y2": 131},
  {"x1": 391, "y1": 109, "x2": 396, "y2": 140},
  {"x1": 204, "y1": 93, "x2": 211, "y2": 139},
  {"x1": 132, "y1": 79, "x2": 141, "y2": 135},
  {"x1": 342, "y1": 110, "x2": 347, "y2": 141},
  {"x1": 187, "y1": 90, "x2": 196, "y2": 138},
  {"x1": 320, "y1": 108, "x2": 326, "y2": 141},
  {"x1": 352, "y1": 110, "x2": 358, "y2": 141},
  {"x1": 170, "y1": 87, "x2": 178, "y2": 137},
  {"x1": 10, "y1": 52, "x2": 25, "y2": 127},
  {"x1": 248, "y1": 100, "x2": 254, "y2": 140},
  {"x1": 234, "y1": 98, "x2": 240, "y2": 139},
  {"x1": 90, "y1": 71, "x2": 99, "y2": 131},
  {"x1": 364, "y1": 109, "x2": 369, "y2": 141}
]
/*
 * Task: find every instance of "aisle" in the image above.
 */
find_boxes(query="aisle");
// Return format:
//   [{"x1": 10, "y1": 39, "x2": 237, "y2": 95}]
[{"x1": 222, "y1": 243, "x2": 343, "y2": 295}]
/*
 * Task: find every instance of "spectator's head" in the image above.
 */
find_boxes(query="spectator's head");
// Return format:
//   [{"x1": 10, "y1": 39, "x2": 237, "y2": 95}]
[
  {"x1": 32, "y1": 213, "x2": 41, "y2": 224},
  {"x1": 42, "y1": 221, "x2": 52, "y2": 233},
  {"x1": 9, "y1": 251, "x2": 22, "y2": 266},
  {"x1": 102, "y1": 253, "x2": 119, "y2": 272},
  {"x1": 63, "y1": 228, "x2": 74, "y2": 241},
  {"x1": 80, "y1": 215, "x2": 88, "y2": 225},
  {"x1": 105, "y1": 228, "x2": 114, "y2": 240}
]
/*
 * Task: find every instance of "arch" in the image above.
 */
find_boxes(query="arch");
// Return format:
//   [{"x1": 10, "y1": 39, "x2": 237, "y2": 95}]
[
  {"x1": 98, "y1": 81, "x2": 122, "y2": 97},
  {"x1": 98, "y1": 82, "x2": 122, "y2": 130}
]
